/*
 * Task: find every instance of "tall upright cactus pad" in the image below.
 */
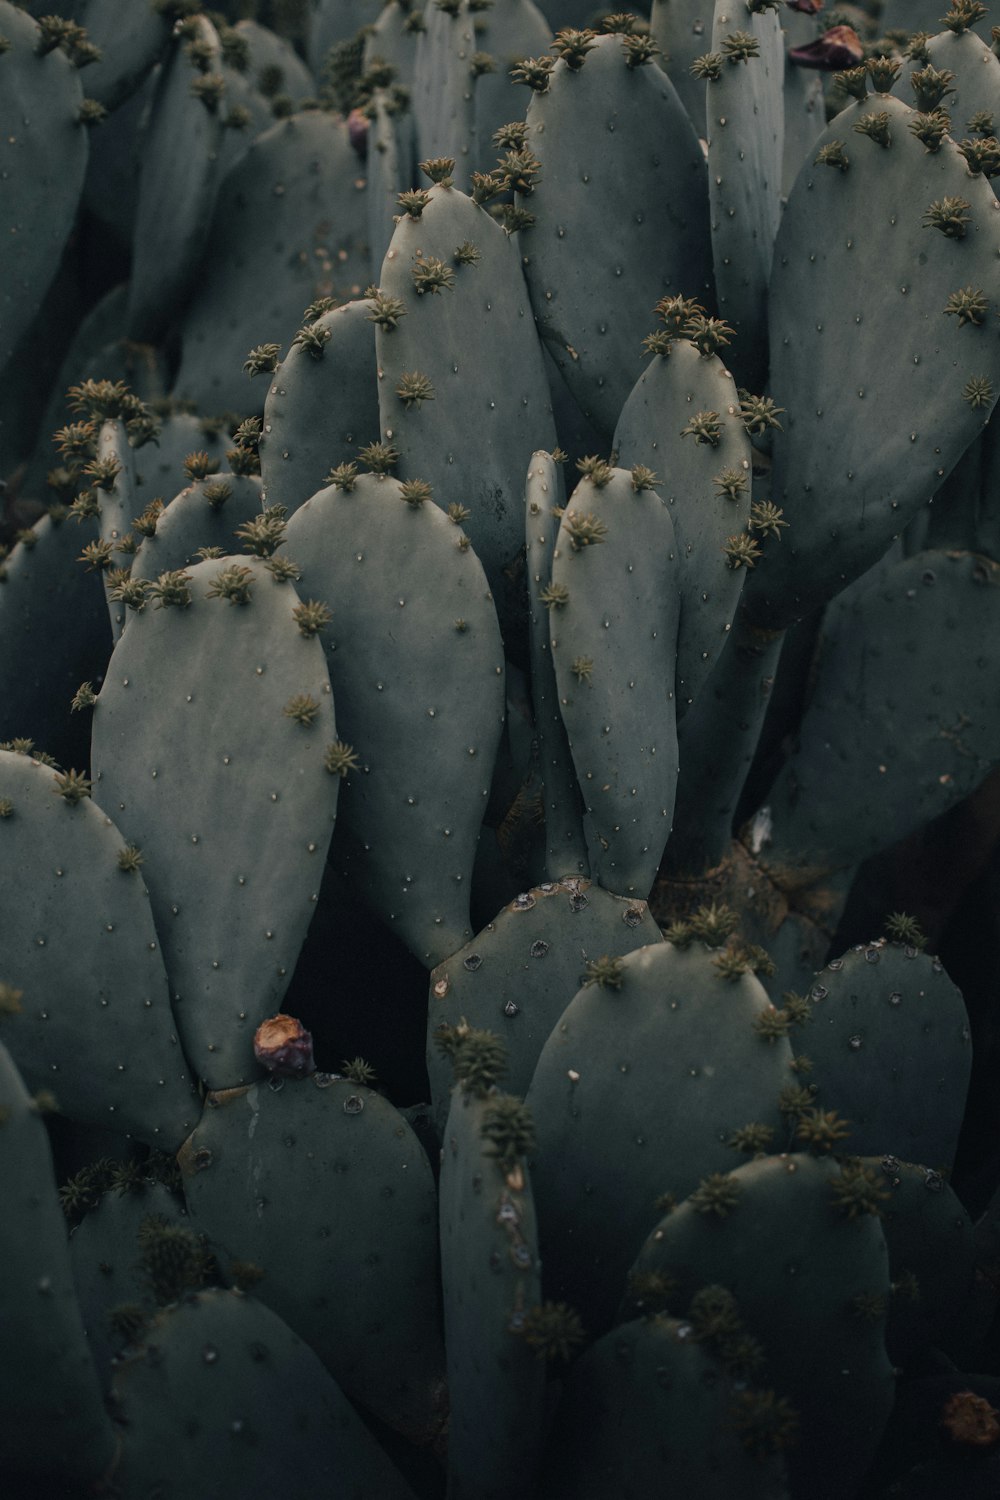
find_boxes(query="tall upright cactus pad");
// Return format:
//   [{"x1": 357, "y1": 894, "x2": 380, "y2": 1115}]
[
  {"x1": 129, "y1": 472, "x2": 266, "y2": 586},
  {"x1": 376, "y1": 180, "x2": 557, "y2": 612},
  {"x1": 237, "y1": 17, "x2": 316, "y2": 106},
  {"x1": 0, "y1": 1039, "x2": 117, "y2": 1485},
  {"x1": 549, "y1": 464, "x2": 680, "y2": 898},
  {"x1": 86, "y1": 413, "x2": 140, "y2": 641},
  {"x1": 613, "y1": 338, "x2": 754, "y2": 717},
  {"x1": 0, "y1": 1, "x2": 89, "y2": 378},
  {"x1": 110, "y1": 1287, "x2": 420, "y2": 1499},
  {"x1": 620, "y1": 1152, "x2": 895, "y2": 1500},
  {"x1": 364, "y1": 0, "x2": 422, "y2": 90},
  {"x1": 705, "y1": 0, "x2": 785, "y2": 392},
  {"x1": 863, "y1": 1154, "x2": 976, "y2": 1366},
  {"x1": 758, "y1": 550, "x2": 1000, "y2": 881},
  {"x1": 789, "y1": 938, "x2": 972, "y2": 1173},
  {"x1": 179, "y1": 1074, "x2": 447, "y2": 1447},
  {"x1": 366, "y1": 91, "x2": 417, "y2": 273},
  {"x1": 308, "y1": 0, "x2": 385, "y2": 73},
  {"x1": 518, "y1": 33, "x2": 713, "y2": 434},
  {"x1": 125, "y1": 17, "x2": 228, "y2": 342},
  {"x1": 525, "y1": 940, "x2": 795, "y2": 1331},
  {"x1": 71, "y1": 0, "x2": 169, "y2": 111},
  {"x1": 91, "y1": 557, "x2": 340, "y2": 1089},
  {"x1": 0, "y1": 512, "x2": 110, "y2": 766},
  {"x1": 472, "y1": 0, "x2": 550, "y2": 175},
  {"x1": 286, "y1": 472, "x2": 505, "y2": 966},
  {"x1": 134, "y1": 413, "x2": 245, "y2": 501},
  {"x1": 0, "y1": 749, "x2": 199, "y2": 1147},
  {"x1": 411, "y1": 0, "x2": 477, "y2": 171},
  {"x1": 883, "y1": 0, "x2": 988, "y2": 37},
  {"x1": 650, "y1": 0, "x2": 716, "y2": 137},
  {"x1": 524, "y1": 450, "x2": 589, "y2": 878},
  {"x1": 439, "y1": 1082, "x2": 546, "y2": 1499},
  {"x1": 68, "y1": 1176, "x2": 188, "y2": 1387},
  {"x1": 781, "y1": 3, "x2": 826, "y2": 196},
  {"x1": 175, "y1": 111, "x2": 371, "y2": 414},
  {"x1": 891, "y1": 23, "x2": 1000, "y2": 134},
  {"x1": 426, "y1": 880, "x2": 663, "y2": 1127},
  {"x1": 541, "y1": 1314, "x2": 791, "y2": 1500},
  {"x1": 743, "y1": 89, "x2": 1000, "y2": 630},
  {"x1": 260, "y1": 297, "x2": 379, "y2": 516}
]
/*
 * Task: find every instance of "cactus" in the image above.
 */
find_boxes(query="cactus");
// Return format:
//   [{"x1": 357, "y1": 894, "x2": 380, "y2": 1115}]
[
  {"x1": 619, "y1": 1151, "x2": 895, "y2": 1500},
  {"x1": 90, "y1": 555, "x2": 341, "y2": 1087},
  {"x1": 0, "y1": 1037, "x2": 118, "y2": 1484},
  {"x1": 517, "y1": 30, "x2": 713, "y2": 434},
  {"x1": 259, "y1": 295, "x2": 380, "y2": 514},
  {"x1": 438, "y1": 1035, "x2": 546, "y2": 1497},
  {"x1": 5, "y1": 1, "x2": 1000, "y2": 1492},
  {"x1": 0, "y1": 1, "x2": 90, "y2": 383},
  {"x1": 179, "y1": 1069, "x2": 448, "y2": 1445},
  {"x1": 0, "y1": 747, "x2": 199, "y2": 1145}
]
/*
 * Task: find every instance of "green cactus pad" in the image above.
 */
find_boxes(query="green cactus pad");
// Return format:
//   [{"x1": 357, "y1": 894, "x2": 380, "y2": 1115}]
[
  {"x1": 0, "y1": 2, "x2": 89, "y2": 377},
  {"x1": 286, "y1": 472, "x2": 505, "y2": 966},
  {"x1": 179, "y1": 1074, "x2": 447, "y2": 1447},
  {"x1": 259, "y1": 297, "x2": 379, "y2": 516},
  {"x1": 363, "y1": 0, "x2": 421, "y2": 89},
  {"x1": 0, "y1": 1039, "x2": 117, "y2": 1483},
  {"x1": 135, "y1": 411, "x2": 239, "y2": 498},
  {"x1": 68, "y1": 1176, "x2": 188, "y2": 1386},
  {"x1": 472, "y1": 0, "x2": 550, "y2": 175},
  {"x1": 91, "y1": 556, "x2": 340, "y2": 1088},
  {"x1": 376, "y1": 180, "x2": 557, "y2": 616},
  {"x1": 126, "y1": 17, "x2": 229, "y2": 343},
  {"x1": 549, "y1": 464, "x2": 680, "y2": 897},
  {"x1": 781, "y1": 2, "x2": 826, "y2": 195},
  {"x1": 427, "y1": 879, "x2": 663, "y2": 1128},
  {"x1": 439, "y1": 1083, "x2": 546, "y2": 1497},
  {"x1": 129, "y1": 472, "x2": 266, "y2": 587},
  {"x1": 367, "y1": 90, "x2": 417, "y2": 273},
  {"x1": 613, "y1": 340, "x2": 753, "y2": 717},
  {"x1": 649, "y1": 0, "x2": 716, "y2": 136},
  {"x1": 859, "y1": 1153, "x2": 975, "y2": 1366},
  {"x1": 525, "y1": 939, "x2": 794, "y2": 1331},
  {"x1": 110, "y1": 1287, "x2": 420, "y2": 1499},
  {"x1": 175, "y1": 110, "x2": 371, "y2": 414},
  {"x1": 540, "y1": 1312, "x2": 790, "y2": 1499},
  {"x1": 882, "y1": 0, "x2": 988, "y2": 38},
  {"x1": 757, "y1": 550, "x2": 1000, "y2": 880},
  {"x1": 0, "y1": 748, "x2": 199, "y2": 1147},
  {"x1": 525, "y1": 450, "x2": 589, "y2": 879},
  {"x1": 71, "y1": 0, "x2": 170, "y2": 112},
  {"x1": 0, "y1": 512, "x2": 111, "y2": 767},
  {"x1": 411, "y1": 0, "x2": 477, "y2": 172},
  {"x1": 620, "y1": 1152, "x2": 894, "y2": 1500},
  {"x1": 787, "y1": 940, "x2": 971, "y2": 1173},
  {"x1": 309, "y1": 0, "x2": 385, "y2": 74},
  {"x1": 744, "y1": 91, "x2": 1000, "y2": 629},
  {"x1": 705, "y1": 0, "x2": 785, "y2": 391},
  {"x1": 891, "y1": 23, "x2": 1000, "y2": 130},
  {"x1": 519, "y1": 32, "x2": 712, "y2": 434}
]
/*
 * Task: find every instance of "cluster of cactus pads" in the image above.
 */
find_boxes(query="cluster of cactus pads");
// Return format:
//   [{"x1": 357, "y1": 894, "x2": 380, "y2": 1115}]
[{"x1": 9, "y1": 0, "x2": 1000, "y2": 1494}]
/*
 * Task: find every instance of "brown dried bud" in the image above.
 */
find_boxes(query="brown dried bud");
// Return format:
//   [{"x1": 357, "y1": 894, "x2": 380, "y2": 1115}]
[
  {"x1": 941, "y1": 1391, "x2": 1000, "y2": 1448},
  {"x1": 253, "y1": 1013, "x2": 315, "y2": 1077},
  {"x1": 789, "y1": 25, "x2": 864, "y2": 71}
]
